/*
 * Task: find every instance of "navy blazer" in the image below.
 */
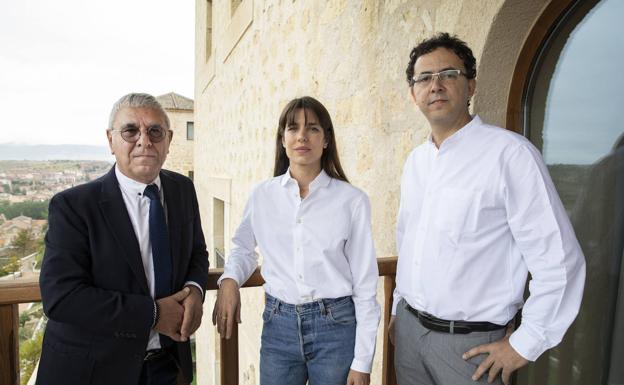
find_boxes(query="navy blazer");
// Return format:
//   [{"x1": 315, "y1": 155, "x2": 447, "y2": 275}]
[{"x1": 36, "y1": 167, "x2": 209, "y2": 385}]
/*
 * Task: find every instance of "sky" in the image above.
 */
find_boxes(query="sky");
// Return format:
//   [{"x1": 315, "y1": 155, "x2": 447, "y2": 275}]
[
  {"x1": 531, "y1": 0, "x2": 623, "y2": 165},
  {"x1": 0, "y1": 0, "x2": 194, "y2": 146}
]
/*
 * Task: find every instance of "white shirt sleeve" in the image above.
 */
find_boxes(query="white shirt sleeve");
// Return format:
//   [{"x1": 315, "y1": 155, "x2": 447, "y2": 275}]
[
  {"x1": 218, "y1": 191, "x2": 259, "y2": 287},
  {"x1": 344, "y1": 194, "x2": 381, "y2": 373},
  {"x1": 503, "y1": 142, "x2": 586, "y2": 361}
]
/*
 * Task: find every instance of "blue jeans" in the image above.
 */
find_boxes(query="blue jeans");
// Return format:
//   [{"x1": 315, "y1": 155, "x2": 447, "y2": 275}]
[{"x1": 259, "y1": 294, "x2": 356, "y2": 385}]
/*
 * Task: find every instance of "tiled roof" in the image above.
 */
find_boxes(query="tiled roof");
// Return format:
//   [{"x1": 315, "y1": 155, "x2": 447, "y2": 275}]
[{"x1": 156, "y1": 92, "x2": 194, "y2": 111}]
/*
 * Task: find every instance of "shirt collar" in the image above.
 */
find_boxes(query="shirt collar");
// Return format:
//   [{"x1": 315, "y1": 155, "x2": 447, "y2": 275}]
[
  {"x1": 115, "y1": 164, "x2": 162, "y2": 197},
  {"x1": 279, "y1": 168, "x2": 331, "y2": 190},
  {"x1": 426, "y1": 115, "x2": 481, "y2": 147}
]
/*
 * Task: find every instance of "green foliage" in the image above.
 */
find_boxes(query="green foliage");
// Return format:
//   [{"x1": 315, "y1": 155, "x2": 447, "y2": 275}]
[
  {"x1": 0, "y1": 200, "x2": 49, "y2": 220},
  {"x1": 35, "y1": 248, "x2": 44, "y2": 270},
  {"x1": 19, "y1": 312, "x2": 30, "y2": 328},
  {"x1": 0, "y1": 256, "x2": 20, "y2": 277},
  {"x1": 12, "y1": 229, "x2": 36, "y2": 258},
  {"x1": 33, "y1": 226, "x2": 47, "y2": 269},
  {"x1": 20, "y1": 330, "x2": 43, "y2": 385}
]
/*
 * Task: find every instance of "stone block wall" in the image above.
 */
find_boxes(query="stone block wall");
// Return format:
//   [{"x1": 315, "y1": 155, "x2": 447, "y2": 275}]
[
  {"x1": 163, "y1": 109, "x2": 194, "y2": 178},
  {"x1": 191, "y1": 0, "x2": 551, "y2": 384}
]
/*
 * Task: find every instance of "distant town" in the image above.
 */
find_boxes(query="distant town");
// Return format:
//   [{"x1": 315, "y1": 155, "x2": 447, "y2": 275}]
[
  {"x1": 0, "y1": 160, "x2": 111, "y2": 269},
  {"x1": 0, "y1": 160, "x2": 111, "y2": 203}
]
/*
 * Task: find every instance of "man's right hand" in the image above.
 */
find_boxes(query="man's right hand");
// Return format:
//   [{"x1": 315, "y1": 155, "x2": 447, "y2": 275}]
[
  {"x1": 154, "y1": 287, "x2": 190, "y2": 341},
  {"x1": 212, "y1": 278, "x2": 241, "y2": 339},
  {"x1": 388, "y1": 315, "x2": 396, "y2": 345}
]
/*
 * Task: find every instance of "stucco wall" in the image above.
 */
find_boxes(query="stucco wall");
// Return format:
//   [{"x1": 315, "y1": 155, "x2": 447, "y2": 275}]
[{"x1": 192, "y1": 1, "x2": 550, "y2": 384}]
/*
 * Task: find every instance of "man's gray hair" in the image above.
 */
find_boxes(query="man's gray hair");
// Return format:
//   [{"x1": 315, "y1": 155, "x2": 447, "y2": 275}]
[{"x1": 108, "y1": 93, "x2": 170, "y2": 130}]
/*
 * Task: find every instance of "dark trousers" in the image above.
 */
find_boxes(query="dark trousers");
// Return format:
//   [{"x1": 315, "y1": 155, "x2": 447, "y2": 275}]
[{"x1": 137, "y1": 352, "x2": 180, "y2": 385}]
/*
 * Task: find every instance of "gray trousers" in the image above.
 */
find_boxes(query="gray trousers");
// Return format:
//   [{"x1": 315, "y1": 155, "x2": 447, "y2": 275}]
[{"x1": 394, "y1": 299, "x2": 506, "y2": 385}]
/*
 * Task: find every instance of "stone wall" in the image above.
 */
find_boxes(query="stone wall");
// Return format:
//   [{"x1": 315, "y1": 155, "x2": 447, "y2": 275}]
[
  {"x1": 163, "y1": 109, "x2": 194, "y2": 178},
  {"x1": 192, "y1": 1, "x2": 550, "y2": 384}
]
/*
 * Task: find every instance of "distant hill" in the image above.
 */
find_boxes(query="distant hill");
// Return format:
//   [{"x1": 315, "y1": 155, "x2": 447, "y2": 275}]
[{"x1": 0, "y1": 143, "x2": 114, "y2": 161}]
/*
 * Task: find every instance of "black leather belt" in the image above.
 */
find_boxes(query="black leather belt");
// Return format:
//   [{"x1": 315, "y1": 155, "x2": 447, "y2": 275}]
[
  {"x1": 144, "y1": 348, "x2": 169, "y2": 361},
  {"x1": 406, "y1": 304, "x2": 506, "y2": 334}
]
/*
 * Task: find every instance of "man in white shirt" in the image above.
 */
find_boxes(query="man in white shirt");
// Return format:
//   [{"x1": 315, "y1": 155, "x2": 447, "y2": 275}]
[
  {"x1": 38, "y1": 93, "x2": 209, "y2": 385},
  {"x1": 389, "y1": 33, "x2": 586, "y2": 385}
]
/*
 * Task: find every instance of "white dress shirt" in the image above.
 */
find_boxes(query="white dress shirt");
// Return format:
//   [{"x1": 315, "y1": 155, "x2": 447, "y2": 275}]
[
  {"x1": 393, "y1": 116, "x2": 586, "y2": 361},
  {"x1": 219, "y1": 170, "x2": 381, "y2": 373},
  {"x1": 115, "y1": 166, "x2": 202, "y2": 350}
]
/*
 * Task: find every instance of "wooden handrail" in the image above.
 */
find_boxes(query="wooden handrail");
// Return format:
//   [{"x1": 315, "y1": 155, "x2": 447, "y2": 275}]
[
  {"x1": 0, "y1": 276, "x2": 40, "y2": 305},
  {"x1": 0, "y1": 257, "x2": 398, "y2": 385}
]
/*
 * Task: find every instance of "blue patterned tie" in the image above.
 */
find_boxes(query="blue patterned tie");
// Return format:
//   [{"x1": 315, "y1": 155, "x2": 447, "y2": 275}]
[{"x1": 143, "y1": 184, "x2": 172, "y2": 300}]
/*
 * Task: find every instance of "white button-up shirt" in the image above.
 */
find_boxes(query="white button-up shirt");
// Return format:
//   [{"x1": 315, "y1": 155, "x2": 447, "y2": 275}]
[
  {"x1": 219, "y1": 170, "x2": 381, "y2": 373},
  {"x1": 116, "y1": 166, "x2": 202, "y2": 350},
  {"x1": 393, "y1": 116, "x2": 586, "y2": 361}
]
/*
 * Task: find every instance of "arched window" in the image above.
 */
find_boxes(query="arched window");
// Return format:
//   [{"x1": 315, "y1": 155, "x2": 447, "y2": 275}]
[{"x1": 512, "y1": 1, "x2": 623, "y2": 384}]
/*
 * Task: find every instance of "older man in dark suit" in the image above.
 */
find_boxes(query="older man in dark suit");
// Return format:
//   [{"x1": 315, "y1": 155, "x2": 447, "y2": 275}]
[{"x1": 36, "y1": 93, "x2": 209, "y2": 385}]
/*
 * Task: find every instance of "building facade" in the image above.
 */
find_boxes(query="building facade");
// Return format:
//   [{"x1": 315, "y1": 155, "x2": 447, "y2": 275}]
[
  {"x1": 192, "y1": 1, "x2": 622, "y2": 384},
  {"x1": 158, "y1": 92, "x2": 195, "y2": 179}
]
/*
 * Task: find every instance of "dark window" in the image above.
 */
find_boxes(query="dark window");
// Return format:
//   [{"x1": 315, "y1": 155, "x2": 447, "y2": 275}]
[
  {"x1": 206, "y1": 1, "x2": 212, "y2": 61},
  {"x1": 186, "y1": 122, "x2": 194, "y2": 141},
  {"x1": 213, "y1": 198, "x2": 225, "y2": 268}
]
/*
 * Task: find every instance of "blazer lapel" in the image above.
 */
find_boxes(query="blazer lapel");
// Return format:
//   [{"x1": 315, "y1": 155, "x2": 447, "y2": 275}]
[
  {"x1": 98, "y1": 167, "x2": 149, "y2": 294},
  {"x1": 160, "y1": 172, "x2": 183, "y2": 288}
]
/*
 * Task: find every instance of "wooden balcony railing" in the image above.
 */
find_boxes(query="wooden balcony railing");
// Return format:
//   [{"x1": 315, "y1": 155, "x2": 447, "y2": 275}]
[{"x1": 0, "y1": 257, "x2": 397, "y2": 385}]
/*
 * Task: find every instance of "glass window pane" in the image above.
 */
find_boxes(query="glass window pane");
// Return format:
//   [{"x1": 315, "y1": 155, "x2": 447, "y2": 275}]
[
  {"x1": 186, "y1": 121, "x2": 194, "y2": 141},
  {"x1": 522, "y1": 1, "x2": 624, "y2": 384}
]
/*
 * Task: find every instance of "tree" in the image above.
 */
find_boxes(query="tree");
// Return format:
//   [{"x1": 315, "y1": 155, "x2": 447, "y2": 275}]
[
  {"x1": 12, "y1": 229, "x2": 36, "y2": 258},
  {"x1": 20, "y1": 330, "x2": 43, "y2": 385},
  {"x1": 34, "y1": 224, "x2": 47, "y2": 269},
  {"x1": 0, "y1": 256, "x2": 20, "y2": 276},
  {"x1": 0, "y1": 200, "x2": 49, "y2": 220}
]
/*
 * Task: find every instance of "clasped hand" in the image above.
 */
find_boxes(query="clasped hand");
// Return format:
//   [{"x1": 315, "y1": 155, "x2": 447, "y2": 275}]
[{"x1": 153, "y1": 286, "x2": 204, "y2": 342}]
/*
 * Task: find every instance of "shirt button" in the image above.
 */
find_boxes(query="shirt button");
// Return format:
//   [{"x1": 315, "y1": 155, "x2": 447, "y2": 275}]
[
  {"x1": 297, "y1": 219, "x2": 302, "y2": 224},
  {"x1": 298, "y1": 274, "x2": 303, "y2": 279}
]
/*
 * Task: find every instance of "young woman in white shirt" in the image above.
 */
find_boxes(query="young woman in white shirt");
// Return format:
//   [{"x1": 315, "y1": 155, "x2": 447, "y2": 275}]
[{"x1": 212, "y1": 96, "x2": 380, "y2": 385}]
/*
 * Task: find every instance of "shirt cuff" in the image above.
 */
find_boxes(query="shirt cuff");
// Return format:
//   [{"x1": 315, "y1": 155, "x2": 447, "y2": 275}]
[
  {"x1": 508, "y1": 324, "x2": 547, "y2": 361},
  {"x1": 217, "y1": 273, "x2": 241, "y2": 288},
  {"x1": 184, "y1": 281, "x2": 205, "y2": 300},
  {"x1": 350, "y1": 357, "x2": 373, "y2": 374}
]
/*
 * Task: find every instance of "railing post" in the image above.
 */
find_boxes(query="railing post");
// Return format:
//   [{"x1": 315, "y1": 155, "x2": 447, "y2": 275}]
[
  {"x1": 220, "y1": 322, "x2": 239, "y2": 385},
  {"x1": 0, "y1": 303, "x2": 20, "y2": 385},
  {"x1": 382, "y1": 275, "x2": 397, "y2": 385}
]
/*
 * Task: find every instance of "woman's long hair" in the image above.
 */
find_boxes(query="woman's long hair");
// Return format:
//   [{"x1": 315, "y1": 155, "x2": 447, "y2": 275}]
[{"x1": 273, "y1": 96, "x2": 349, "y2": 183}]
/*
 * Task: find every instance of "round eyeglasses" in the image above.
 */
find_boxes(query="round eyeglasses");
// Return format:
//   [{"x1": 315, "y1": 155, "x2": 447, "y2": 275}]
[{"x1": 110, "y1": 125, "x2": 170, "y2": 143}]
